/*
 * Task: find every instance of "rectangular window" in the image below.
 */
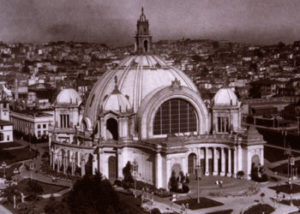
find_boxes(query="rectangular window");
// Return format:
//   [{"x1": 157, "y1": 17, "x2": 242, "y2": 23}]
[
  {"x1": 43, "y1": 124, "x2": 46, "y2": 128},
  {"x1": 37, "y1": 124, "x2": 41, "y2": 129},
  {"x1": 7, "y1": 135, "x2": 9, "y2": 141},
  {"x1": 60, "y1": 114, "x2": 70, "y2": 128},
  {"x1": 38, "y1": 131, "x2": 41, "y2": 137}
]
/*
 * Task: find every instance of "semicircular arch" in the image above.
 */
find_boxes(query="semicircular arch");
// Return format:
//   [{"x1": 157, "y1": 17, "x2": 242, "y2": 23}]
[{"x1": 138, "y1": 86, "x2": 209, "y2": 139}]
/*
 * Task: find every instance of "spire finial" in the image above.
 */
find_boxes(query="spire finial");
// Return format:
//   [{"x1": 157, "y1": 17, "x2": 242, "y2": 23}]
[
  {"x1": 114, "y1": 76, "x2": 118, "y2": 85},
  {"x1": 141, "y1": 7, "x2": 144, "y2": 14},
  {"x1": 112, "y1": 76, "x2": 120, "y2": 94}
]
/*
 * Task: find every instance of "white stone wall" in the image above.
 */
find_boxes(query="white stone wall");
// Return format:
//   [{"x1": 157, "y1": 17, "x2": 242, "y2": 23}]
[
  {"x1": 120, "y1": 147, "x2": 155, "y2": 184},
  {"x1": 0, "y1": 125, "x2": 13, "y2": 143}
]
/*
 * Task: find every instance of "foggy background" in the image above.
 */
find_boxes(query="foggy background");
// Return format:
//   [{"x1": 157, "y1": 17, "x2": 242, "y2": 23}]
[{"x1": 0, "y1": 0, "x2": 299, "y2": 46}]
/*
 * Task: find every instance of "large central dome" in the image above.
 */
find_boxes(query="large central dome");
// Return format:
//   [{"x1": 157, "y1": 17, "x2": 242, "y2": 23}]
[
  {"x1": 84, "y1": 55, "x2": 199, "y2": 128},
  {"x1": 83, "y1": 8, "x2": 200, "y2": 129}
]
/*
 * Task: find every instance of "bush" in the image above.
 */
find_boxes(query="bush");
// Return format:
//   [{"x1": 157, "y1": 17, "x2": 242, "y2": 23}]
[
  {"x1": 44, "y1": 196, "x2": 70, "y2": 214},
  {"x1": 182, "y1": 184, "x2": 189, "y2": 193},
  {"x1": 114, "y1": 179, "x2": 122, "y2": 187},
  {"x1": 244, "y1": 203, "x2": 274, "y2": 214},
  {"x1": 154, "y1": 188, "x2": 172, "y2": 198},
  {"x1": 122, "y1": 162, "x2": 134, "y2": 189},
  {"x1": 151, "y1": 208, "x2": 161, "y2": 214},
  {"x1": 169, "y1": 171, "x2": 178, "y2": 192},
  {"x1": 237, "y1": 171, "x2": 245, "y2": 179}
]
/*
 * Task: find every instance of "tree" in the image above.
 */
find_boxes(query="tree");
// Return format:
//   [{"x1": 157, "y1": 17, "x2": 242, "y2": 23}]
[
  {"x1": 151, "y1": 208, "x2": 161, "y2": 214},
  {"x1": 67, "y1": 173, "x2": 121, "y2": 214},
  {"x1": 44, "y1": 196, "x2": 69, "y2": 214},
  {"x1": 260, "y1": 192, "x2": 265, "y2": 203},
  {"x1": 3, "y1": 185, "x2": 21, "y2": 204}
]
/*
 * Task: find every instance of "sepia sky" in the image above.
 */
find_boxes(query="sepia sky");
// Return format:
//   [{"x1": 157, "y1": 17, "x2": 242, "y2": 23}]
[{"x1": 0, "y1": 0, "x2": 300, "y2": 46}]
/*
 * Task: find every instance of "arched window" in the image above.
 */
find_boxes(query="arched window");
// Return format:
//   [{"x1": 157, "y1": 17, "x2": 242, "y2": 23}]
[
  {"x1": 107, "y1": 118, "x2": 118, "y2": 140},
  {"x1": 153, "y1": 99, "x2": 197, "y2": 135},
  {"x1": 144, "y1": 40, "x2": 148, "y2": 52}
]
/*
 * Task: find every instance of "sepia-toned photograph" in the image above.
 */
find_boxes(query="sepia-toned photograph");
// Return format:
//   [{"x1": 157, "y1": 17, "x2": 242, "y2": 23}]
[{"x1": 0, "y1": 0, "x2": 299, "y2": 213}]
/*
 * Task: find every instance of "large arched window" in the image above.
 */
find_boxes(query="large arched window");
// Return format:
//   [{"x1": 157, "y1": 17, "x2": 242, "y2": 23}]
[{"x1": 153, "y1": 99, "x2": 197, "y2": 135}]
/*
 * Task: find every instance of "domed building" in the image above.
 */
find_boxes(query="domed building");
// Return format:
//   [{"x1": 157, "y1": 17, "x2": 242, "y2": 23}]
[{"x1": 49, "y1": 8, "x2": 265, "y2": 189}]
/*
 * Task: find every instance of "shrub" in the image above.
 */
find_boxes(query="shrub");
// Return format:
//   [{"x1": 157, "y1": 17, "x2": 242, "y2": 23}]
[
  {"x1": 122, "y1": 161, "x2": 134, "y2": 189},
  {"x1": 151, "y1": 208, "x2": 161, "y2": 214},
  {"x1": 169, "y1": 171, "x2": 178, "y2": 192},
  {"x1": 114, "y1": 179, "x2": 122, "y2": 187},
  {"x1": 237, "y1": 171, "x2": 245, "y2": 179},
  {"x1": 154, "y1": 188, "x2": 172, "y2": 198},
  {"x1": 182, "y1": 184, "x2": 189, "y2": 193}
]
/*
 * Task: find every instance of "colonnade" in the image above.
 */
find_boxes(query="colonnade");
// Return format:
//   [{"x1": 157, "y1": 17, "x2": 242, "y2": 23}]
[
  {"x1": 50, "y1": 149, "x2": 97, "y2": 176},
  {"x1": 188, "y1": 146, "x2": 240, "y2": 178}
]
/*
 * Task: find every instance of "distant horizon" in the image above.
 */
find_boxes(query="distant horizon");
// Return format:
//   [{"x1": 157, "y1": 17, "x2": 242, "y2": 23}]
[
  {"x1": 0, "y1": 37, "x2": 297, "y2": 48},
  {"x1": 1, "y1": 0, "x2": 300, "y2": 46}
]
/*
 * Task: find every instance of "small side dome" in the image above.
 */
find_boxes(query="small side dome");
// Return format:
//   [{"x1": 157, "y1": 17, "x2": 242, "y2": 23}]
[
  {"x1": 56, "y1": 88, "x2": 82, "y2": 105},
  {"x1": 213, "y1": 88, "x2": 239, "y2": 106},
  {"x1": 102, "y1": 93, "x2": 131, "y2": 113},
  {"x1": 102, "y1": 76, "x2": 132, "y2": 114}
]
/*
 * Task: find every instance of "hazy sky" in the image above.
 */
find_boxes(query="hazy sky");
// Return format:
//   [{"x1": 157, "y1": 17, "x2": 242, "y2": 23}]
[{"x1": 0, "y1": 0, "x2": 300, "y2": 46}]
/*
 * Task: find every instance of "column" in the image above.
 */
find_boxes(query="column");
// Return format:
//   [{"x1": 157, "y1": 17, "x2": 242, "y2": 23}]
[
  {"x1": 92, "y1": 155, "x2": 97, "y2": 175},
  {"x1": 52, "y1": 151, "x2": 56, "y2": 170},
  {"x1": 155, "y1": 152, "x2": 163, "y2": 189},
  {"x1": 71, "y1": 154, "x2": 75, "y2": 176},
  {"x1": 233, "y1": 148, "x2": 237, "y2": 178},
  {"x1": 81, "y1": 159, "x2": 85, "y2": 176},
  {"x1": 50, "y1": 150, "x2": 53, "y2": 166},
  {"x1": 118, "y1": 149, "x2": 123, "y2": 179},
  {"x1": 227, "y1": 149, "x2": 232, "y2": 177},
  {"x1": 57, "y1": 154, "x2": 62, "y2": 172},
  {"x1": 166, "y1": 159, "x2": 171, "y2": 190},
  {"x1": 213, "y1": 148, "x2": 218, "y2": 176},
  {"x1": 260, "y1": 148, "x2": 264, "y2": 166},
  {"x1": 63, "y1": 154, "x2": 67, "y2": 174},
  {"x1": 205, "y1": 147, "x2": 209, "y2": 176},
  {"x1": 220, "y1": 148, "x2": 225, "y2": 176},
  {"x1": 99, "y1": 150, "x2": 107, "y2": 178}
]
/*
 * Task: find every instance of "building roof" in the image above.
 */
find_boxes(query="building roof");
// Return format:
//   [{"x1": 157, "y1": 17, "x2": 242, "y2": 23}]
[
  {"x1": 83, "y1": 55, "x2": 199, "y2": 128},
  {"x1": 56, "y1": 88, "x2": 82, "y2": 106},
  {"x1": 213, "y1": 88, "x2": 239, "y2": 106}
]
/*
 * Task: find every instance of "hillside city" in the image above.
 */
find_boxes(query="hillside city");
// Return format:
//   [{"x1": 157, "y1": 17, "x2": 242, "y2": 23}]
[{"x1": 0, "y1": 33, "x2": 299, "y2": 214}]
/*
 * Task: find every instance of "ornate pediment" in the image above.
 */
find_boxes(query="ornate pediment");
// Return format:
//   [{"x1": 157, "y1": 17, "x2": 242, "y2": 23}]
[{"x1": 170, "y1": 78, "x2": 182, "y2": 90}]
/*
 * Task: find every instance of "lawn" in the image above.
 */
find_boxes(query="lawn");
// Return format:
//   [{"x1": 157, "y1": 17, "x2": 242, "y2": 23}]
[
  {"x1": 269, "y1": 184, "x2": 300, "y2": 194},
  {"x1": 206, "y1": 210, "x2": 233, "y2": 214},
  {"x1": 280, "y1": 199, "x2": 300, "y2": 206},
  {"x1": 118, "y1": 192, "x2": 149, "y2": 214},
  {"x1": 0, "y1": 146, "x2": 37, "y2": 164},
  {"x1": 272, "y1": 160, "x2": 300, "y2": 175},
  {"x1": 175, "y1": 197, "x2": 223, "y2": 210},
  {"x1": 17, "y1": 178, "x2": 68, "y2": 195},
  {"x1": 264, "y1": 146, "x2": 300, "y2": 163},
  {"x1": 244, "y1": 203, "x2": 274, "y2": 214},
  {"x1": 0, "y1": 142, "x2": 22, "y2": 149},
  {"x1": 0, "y1": 163, "x2": 23, "y2": 178}
]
